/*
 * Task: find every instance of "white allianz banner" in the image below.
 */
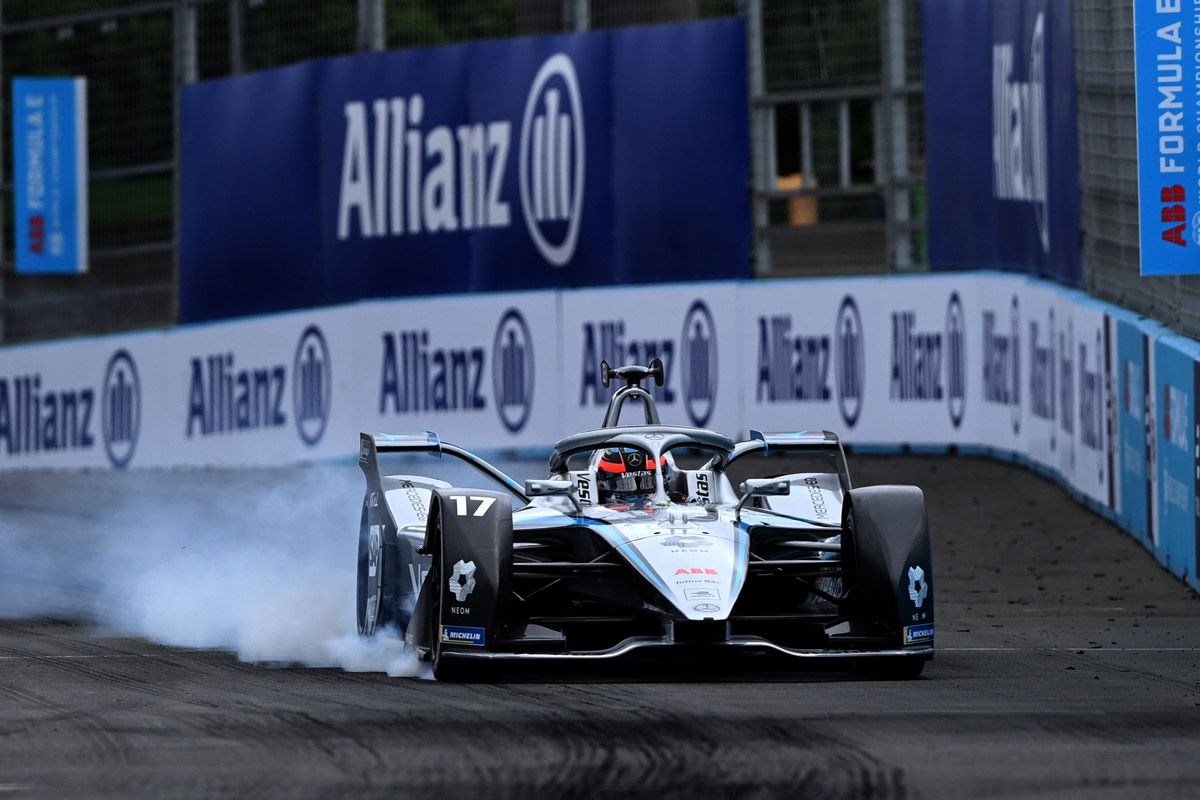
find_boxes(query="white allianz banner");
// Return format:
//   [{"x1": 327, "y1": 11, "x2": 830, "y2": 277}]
[
  {"x1": 739, "y1": 275, "x2": 971, "y2": 446},
  {"x1": 971, "y1": 277, "x2": 1113, "y2": 508},
  {"x1": 154, "y1": 306, "x2": 357, "y2": 467},
  {"x1": 557, "y1": 284, "x2": 739, "y2": 437},
  {"x1": 352, "y1": 291, "x2": 560, "y2": 449},
  {"x1": 0, "y1": 330, "x2": 168, "y2": 470},
  {"x1": 0, "y1": 272, "x2": 1118, "y2": 497}
]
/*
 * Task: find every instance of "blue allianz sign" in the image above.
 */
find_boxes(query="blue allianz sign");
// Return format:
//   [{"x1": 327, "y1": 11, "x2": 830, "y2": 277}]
[
  {"x1": 180, "y1": 19, "x2": 749, "y2": 323},
  {"x1": 12, "y1": 77, "x2": 88, "y2": 274},
  {"x1": 923, "y1": 0, "x2": 1082, "y2": 286},
  {"x1": 1133, "y1": 0, "x2": 1199, "y2": 274}
]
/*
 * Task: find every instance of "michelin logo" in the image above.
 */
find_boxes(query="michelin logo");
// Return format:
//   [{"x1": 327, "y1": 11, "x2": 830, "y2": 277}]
[
  {"x1": 904, "y1": 623, "x2": 934, "y2": 645},
  {"x1": 440, "y1": 625, "x2": 486, "y2": 646},
  {"x1": 336, "y1": 53, "x2": 585, "y2": 267}
]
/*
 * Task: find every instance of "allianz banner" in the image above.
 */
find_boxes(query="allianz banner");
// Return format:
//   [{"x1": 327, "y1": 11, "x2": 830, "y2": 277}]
[
  {"x1": 923, "y1": 0, "x2": 1082, "y2": 286},
  {"x1": 180, "y1": 19, "x2": 749, "y2": 323}
]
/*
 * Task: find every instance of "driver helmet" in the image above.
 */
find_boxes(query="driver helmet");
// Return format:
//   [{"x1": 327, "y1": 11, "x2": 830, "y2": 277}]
[{"x1": 596, "y1": 448, "x2": 668, "y2": 505}]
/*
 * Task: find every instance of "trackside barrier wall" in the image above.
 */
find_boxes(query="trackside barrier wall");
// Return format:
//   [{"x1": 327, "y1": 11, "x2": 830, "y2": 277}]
[{"x1": 0, "y1": 273, "x2": 1194, "y2": 592}]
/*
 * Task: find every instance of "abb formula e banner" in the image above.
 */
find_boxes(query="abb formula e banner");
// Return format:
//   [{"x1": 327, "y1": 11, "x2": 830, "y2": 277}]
[
  {"x1": 12, "y1": 77, "x2": 88, "y2": 274},
  {"x1": 0, "y1": 271, "x2": 1194, "y2": 591},
  {"x1": 179, "y1": 18, "x2": 749, "y2": 323},
  {"x1": 1132, "y1": 0, "x2": 1200, "y2": 274},
  {"x1": 923, "y1": 0, "x2": 1082, "y2": 285}
]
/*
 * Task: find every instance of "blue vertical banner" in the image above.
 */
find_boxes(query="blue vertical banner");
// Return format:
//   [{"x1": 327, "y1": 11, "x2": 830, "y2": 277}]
[
  {"x1": 923, "y1": 0, "x2": 1082, "y2": 285},
  {"x1": 1133, "y1": 0, "x2": 1199, "y2": 274},
  {"x1": 12, "y1": 77, "x2": 88, "y2": 274},
  {"x1": 1154, "y1": 335, "x2": 1199, "y2": 581},
  {"x1": 1115, "y1": 313, "x2": 1153, "y2": 544}
]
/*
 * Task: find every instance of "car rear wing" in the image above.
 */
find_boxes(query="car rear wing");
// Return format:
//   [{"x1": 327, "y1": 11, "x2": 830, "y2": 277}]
[
  {"x1": 729, "y1": 430, "x2": 853, "y2": 490},
  {"x1": 358, "y1": 432, "x2": 528, "y2": 502},
  {"x1": 751, "y1": 430, "x2": 839, "y2": 448}
]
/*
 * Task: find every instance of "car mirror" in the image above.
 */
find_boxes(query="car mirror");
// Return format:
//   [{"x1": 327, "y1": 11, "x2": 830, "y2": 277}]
[
  {"x1": 525, "y1": 479, "x2": 582, "y2": 514},
  {"x1": 740, "y1": 478, "x2": 791, "y2": 497},
  {"x1": 735, "y1": 478, "x2": 791, "y2": 520}
]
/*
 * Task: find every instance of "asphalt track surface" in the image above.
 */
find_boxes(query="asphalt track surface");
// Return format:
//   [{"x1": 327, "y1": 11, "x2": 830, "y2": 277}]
[{"x1": 1, "y1": 455, "x2": 1198, "y2": 799}]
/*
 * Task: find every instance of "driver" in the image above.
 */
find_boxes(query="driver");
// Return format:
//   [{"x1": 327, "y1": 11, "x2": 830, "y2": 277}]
[{"x1": 596, "y1": 448, "x2": 670, "y2": 506}]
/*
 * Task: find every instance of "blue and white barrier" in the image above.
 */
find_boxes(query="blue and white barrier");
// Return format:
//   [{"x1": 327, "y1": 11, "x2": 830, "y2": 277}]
[{"x1": 0, "y1": 272, "x2": 1192, "y2": 591}]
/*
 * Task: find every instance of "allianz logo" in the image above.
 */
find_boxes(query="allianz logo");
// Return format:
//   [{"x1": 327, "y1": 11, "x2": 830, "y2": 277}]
[
  {"x1": 982, "y1": 296, "x2": 1021, "y2": 435},
  {"x1": 0, "y1": 348, "x2": 141, "y2": 468},
  {"x1": 1055, "y1": 323, "x2": 1104, "y2": 459},
  {"x1": 1029, "y1": 309, "x2": 1056, "y2": 428},
  {"x1": 890, "y1": 293, "x2": 966, "y2": 428},
  {"x1": 0, "y1": 374, "x2": 97, "y2": 456},
  {"x1": 378, "y1": 308, "x2": 535, "y2": 433},
  {"x1": 336, "y1": 53, "x2": 584, "y2": 267},
  {"x1": 1078, "y1": 333, "x2": 1105, "y2": 455},
  {"x1": 993, "y1": 11, "x2": 1049, "y2": 252},
  {"x1": 577, "y1": 300, "x2": 719, "y2": 428},
  {"x1": 754, "y1": 295, "x2": 864, "y2": 428},
  {"x1": 186, "y1": 325, "x2": 331, "y2": 446}
]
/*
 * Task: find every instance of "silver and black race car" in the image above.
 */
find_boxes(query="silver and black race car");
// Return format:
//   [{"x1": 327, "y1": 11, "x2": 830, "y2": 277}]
[{"x1": 356, "y1": 360, "x2": 934, "y2": 680}]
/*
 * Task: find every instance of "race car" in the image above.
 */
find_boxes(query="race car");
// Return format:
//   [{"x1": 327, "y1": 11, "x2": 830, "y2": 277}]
[{"x1": 356, "y1": 359, "x2": 934, "y2": 680}]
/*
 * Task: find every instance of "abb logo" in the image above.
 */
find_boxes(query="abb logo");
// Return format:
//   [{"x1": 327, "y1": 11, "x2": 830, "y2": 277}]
[
  {"x1": 675, "y1": 568, "x2": 718, "y2": 576},
  {"x1": 1160, "y1": 185, "x2": 1187, "y2": 247},
  {"x1": 27, "y1": 214, "x2": 44, "y2": 254}
]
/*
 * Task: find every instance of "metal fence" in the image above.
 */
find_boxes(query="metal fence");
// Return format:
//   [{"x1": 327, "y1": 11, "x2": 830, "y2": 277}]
[
  {"x1": 750, "y1": 0, "x2": 924, "y2": 278},
  {"x1": 0, "y1": 0, "x2": 923, "y2": 344},
  {"x1": 1073, "y1": 0, "x2": 1200, "y2": 337}
]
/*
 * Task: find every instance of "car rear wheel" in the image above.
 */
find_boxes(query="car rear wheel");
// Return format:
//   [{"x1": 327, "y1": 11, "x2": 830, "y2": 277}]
[
  {"x1": 357, "y1": 502, "x2": 398, "y2": 637},
  {"x1": 356, "y1": 503, "x2": 379, "y2": 636}
]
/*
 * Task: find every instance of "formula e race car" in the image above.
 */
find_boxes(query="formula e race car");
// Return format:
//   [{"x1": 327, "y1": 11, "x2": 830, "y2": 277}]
[{"x1": 356, "y1": 360, "x2": 934, "y2": 680}]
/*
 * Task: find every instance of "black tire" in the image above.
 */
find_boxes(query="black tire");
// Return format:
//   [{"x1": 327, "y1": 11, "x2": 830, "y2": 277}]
[
  {"x1": 854, "y1": 656, "x2": 926, "y2": 681},
  {"x1": 357, "y1": 502, "x2": 398, "y2": 637}
]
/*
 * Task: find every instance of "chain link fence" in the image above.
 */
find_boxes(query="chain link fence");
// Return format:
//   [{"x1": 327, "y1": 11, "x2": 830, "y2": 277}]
[
  {"x1": 752, "y1": 0, "x2": 924, "y2": 277},
  {"x1": 1073, "y1": 0, "x2": 1200, "y2": 338},
  {"x1": 0, "y1": 0, "x2": 923, "y2": 344},
  {"x1": 0, "y1": 1, "x2": 176, "y2": 342}
]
